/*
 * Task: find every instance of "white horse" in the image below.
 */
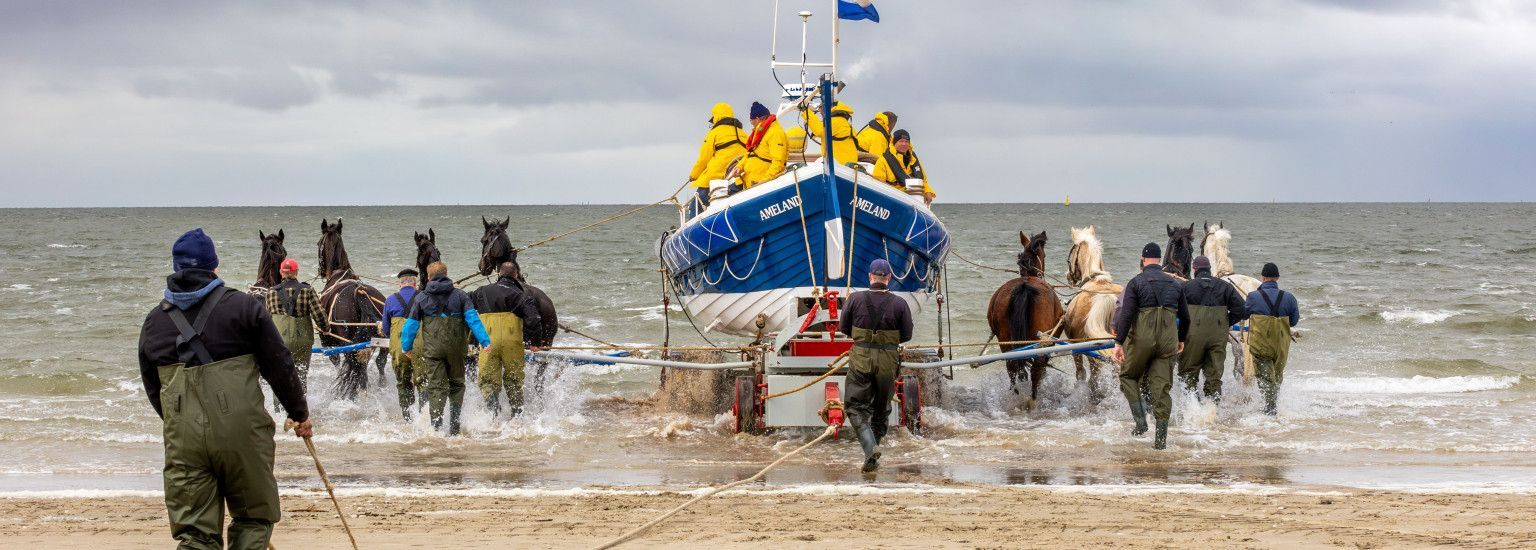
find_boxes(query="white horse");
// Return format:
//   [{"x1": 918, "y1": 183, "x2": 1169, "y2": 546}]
[
  {"x1": 1201, "y1": 222, "x2": 1261, "y2": 381},
  {"x1": 1201, "y1": 222, "x2": 1261, "y2": 295},
  {"x1": 1061, "y1": 225, "x2": 1123, "y2": 401}
]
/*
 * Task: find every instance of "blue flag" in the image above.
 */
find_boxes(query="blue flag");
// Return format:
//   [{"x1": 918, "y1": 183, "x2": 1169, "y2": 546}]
[{"x1": 838, "y1": 0, "x2": 879, "y2": 23}]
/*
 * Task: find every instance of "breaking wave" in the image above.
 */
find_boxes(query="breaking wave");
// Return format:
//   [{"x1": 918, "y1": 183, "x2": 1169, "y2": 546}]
[{"x1": 1291, "y1": 375, "x2": 1520, "y2": 395}]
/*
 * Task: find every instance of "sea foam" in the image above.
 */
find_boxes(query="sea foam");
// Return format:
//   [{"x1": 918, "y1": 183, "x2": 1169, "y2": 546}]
[{"x1": 1292, "y1": 375, "x2": 1520, "y2": 395}]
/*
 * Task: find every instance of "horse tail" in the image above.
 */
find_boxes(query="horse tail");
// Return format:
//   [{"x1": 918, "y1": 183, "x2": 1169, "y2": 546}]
[{"x1": 1007, "y1": 280, "x2": 1036, "y2": 345}]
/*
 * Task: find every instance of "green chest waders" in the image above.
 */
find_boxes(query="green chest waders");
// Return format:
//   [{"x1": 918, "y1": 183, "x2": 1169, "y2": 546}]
[
  {"x1": 844, "y1": 294, "x2": 903, "y2": 444},
  {"x1": 1178, "y1": 304, "x2": 1233, "y2": 399},
  {"x1": 157, "y1": 287, "x2": 280, "y2": 550},
  {"x1": 1249, "y1": 289, "x2": 1293, "y2": 413},
  {"x1": 1120, "y1": 307, "x2": 1179, "y2": 425},
  {"x1": 418, "y1": 315, "x2": 470, "y2": 432},
  {"x1": 475, "y1": 311, "x2": 525, "y2": 415},
  {"x1": 389, "y1": 320, "x2": 419, "y2": 417}
]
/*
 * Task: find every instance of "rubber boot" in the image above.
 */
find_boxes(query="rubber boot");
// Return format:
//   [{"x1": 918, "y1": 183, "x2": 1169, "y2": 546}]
[
  {"x1": 857, "y1": 425, "x2": 881, "y2": 473},
  {"x1": 1129, "y1": 398, "x2": 1149, "y2": 436},
  {"x1": 1262, "y1": 384, "x2": 1278, "y2": 416},
  {"x1": 1153, "y1": 420, "x2": 1168, "y2": 450}
]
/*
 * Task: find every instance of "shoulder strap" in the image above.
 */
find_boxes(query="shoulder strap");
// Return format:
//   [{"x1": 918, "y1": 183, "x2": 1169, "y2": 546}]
[
  {"x1": 862, "y1": 290, "x2": 881, "y2": 329},
  {"x1": 164, "y1": 286, "x2": 230, "y2": 366},
  {"x1": 881, "y1": 151, "x2": 910, "y2": 182},
  {"x1": 1258, "y1": 288, "x2": 1280, "y2": 316}
]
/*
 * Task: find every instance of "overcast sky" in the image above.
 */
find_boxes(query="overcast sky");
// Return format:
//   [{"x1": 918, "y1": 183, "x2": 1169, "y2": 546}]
[{"x1": 1, "y1": 0, "x2": 1533, "y2": 206}]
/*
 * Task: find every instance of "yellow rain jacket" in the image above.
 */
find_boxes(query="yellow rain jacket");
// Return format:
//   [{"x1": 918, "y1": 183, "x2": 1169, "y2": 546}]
[
  {"x1": 804, "y1": 102, "x2": 860, "y2": 165},
  {"x1": 855, "y1": 112, "x2": 895, "y2": 158},
  {"x1": 739, "y1": 117, "x2": 789, "y2": 189},
  {"x1": 689, "y1": 103, "x2": 748, "y2": 189},
  {"x1": 873, "y1": 148, "x2": 935, "y2": 198}
]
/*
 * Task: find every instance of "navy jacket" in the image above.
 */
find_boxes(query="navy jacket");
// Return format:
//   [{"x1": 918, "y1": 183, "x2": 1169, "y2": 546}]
[
  {"x1": 1182, "y1": 269, "x2": 1249, "y2": 326},
  {"x1": 382, "y1": 285, "x2": 417, "y2": 335},
  {"x1": 1245, "y1": 281, "x2": 1300, "y2": 327},
  {"x1": 1113, "y1": 264, "x2": 1191, "y2": 344},
  {"x1": 838, "y1": 283, "x2": 914, "y2": 342}
]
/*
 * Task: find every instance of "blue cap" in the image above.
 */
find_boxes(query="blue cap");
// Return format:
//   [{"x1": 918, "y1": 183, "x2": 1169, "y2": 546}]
[
  {"x1": 749, "y1": 101, "x2": 770, "y2": 120},
  {"x1": 868, "y1": 258, "x2": 892, "y2": 276},
  {"x1": 172, "y1": 228, "x2": 219, "y2": 272}
]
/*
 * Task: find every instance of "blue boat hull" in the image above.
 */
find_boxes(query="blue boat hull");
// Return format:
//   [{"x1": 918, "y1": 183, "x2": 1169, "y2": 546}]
[{"x1": 660, "y1": 163, "x2": 949, "y2": 336}]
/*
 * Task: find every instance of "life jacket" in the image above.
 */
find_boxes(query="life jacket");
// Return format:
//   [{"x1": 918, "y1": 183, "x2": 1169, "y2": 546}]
[
  {"x1": 711, "y1": 118, "x2": 745, "y2": 151},
  {"x1": 856, "y1": 119, "x2": 890, "y2": 153},
  {"x1": 830, "y1": 111, "x2": 862, "y2": 150},
  {"x1": 745, "y1": 115, "x2": 776, "y2": 153}
]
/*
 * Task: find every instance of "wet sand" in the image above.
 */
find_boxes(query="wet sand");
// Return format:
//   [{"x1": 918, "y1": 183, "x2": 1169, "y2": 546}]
[{"x1": 4, "y1": 484, "x2": 1535, "y2": 549}]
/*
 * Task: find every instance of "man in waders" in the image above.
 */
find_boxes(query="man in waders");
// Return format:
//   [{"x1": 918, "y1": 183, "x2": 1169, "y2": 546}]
[
  {"x1": 382, "y1": 268, "x2": 421, "y2": 419},
  {"x1": 401, "y1": 261, "x2": 492, "y2": 435},
  {"x1": 264, "y1": 258, "x2": 326, "y2": 406},
  {"x1": 1178, "y1": 255, "x2": 1248, "y2": 401},
  {"x1": 138, "y1": 228, "x2": 312, "y2": 549},
  {"x1": 837, "y1": 258, "x2": 914, "y2": 472},
  {"x1": 1111, "y1": 243, "x2": 1190, "y2": 450},
  {"x1": 470, "y1": 261, "x2": 543, "y2": 417},
  {"x1": 1245, "y1": 262, "x2": 1301, "y2": 415}
]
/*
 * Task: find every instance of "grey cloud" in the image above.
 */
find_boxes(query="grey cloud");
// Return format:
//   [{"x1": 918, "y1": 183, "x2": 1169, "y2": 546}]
[{"x1": 130, "y1": 67, "x2": 321, "y2": 111}]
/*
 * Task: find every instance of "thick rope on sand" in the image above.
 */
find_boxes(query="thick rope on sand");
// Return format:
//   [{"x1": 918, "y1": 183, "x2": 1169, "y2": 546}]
[{"x1": 591, "y1": 424, "x2": 839, "y2": 550}]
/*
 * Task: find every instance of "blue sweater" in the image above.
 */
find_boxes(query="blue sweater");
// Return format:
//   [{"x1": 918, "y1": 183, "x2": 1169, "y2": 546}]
[
  {"x1": 382, "y1": 286, "x2": 417, "y2": 336},
  {"x1": 1245, "y1": 281, "x2": 1300, "y2": 327}
]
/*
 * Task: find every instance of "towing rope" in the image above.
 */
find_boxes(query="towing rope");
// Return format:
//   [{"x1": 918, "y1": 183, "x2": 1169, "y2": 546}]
[
  {"x1": 592, "y1": 424, "x2": 839, "y2": 550},
  {"x1": 762, "y1": 352, "x2": 849, "y2": 400},
  {"x1": 521, "y1": 181, "x2": 690, "y2": 253}
]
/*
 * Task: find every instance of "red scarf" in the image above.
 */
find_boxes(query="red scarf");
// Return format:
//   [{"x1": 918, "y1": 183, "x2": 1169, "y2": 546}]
[{"x1": 745, "y1": 115, "x2": 776, "y2": 151}]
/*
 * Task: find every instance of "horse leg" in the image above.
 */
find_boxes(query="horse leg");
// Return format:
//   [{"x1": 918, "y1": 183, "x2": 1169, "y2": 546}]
[
  {"x1": 1074, "y1": 354, "x2": 1086, "y2": 382},
  {"x1": 1088, "y1": 358, "x2": 1105, "y2": 405},
  {"x1": 1005, "y1": 359, "x2": 1021, "y2": 395},
  {"x1": 1027, "y1": 357, "x2": 1046, "y2": 412}
]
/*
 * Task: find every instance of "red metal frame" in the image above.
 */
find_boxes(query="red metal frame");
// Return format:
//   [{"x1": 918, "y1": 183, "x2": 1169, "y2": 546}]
[{"x1": 823, "y1": 382, "x2": 844, "y2": 437}]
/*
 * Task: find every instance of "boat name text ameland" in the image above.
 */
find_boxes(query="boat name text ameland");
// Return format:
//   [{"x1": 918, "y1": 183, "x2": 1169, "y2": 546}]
[
  {"x1": 759, "y1": 195, "x2": 803, "y2": 221},
  {"x1": 851, "y1": 197, "x2": 891, "y2": 220}
]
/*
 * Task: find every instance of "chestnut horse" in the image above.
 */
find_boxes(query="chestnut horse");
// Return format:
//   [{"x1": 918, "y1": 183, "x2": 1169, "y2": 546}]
[
  {"x1": 316, "y1": 218, "x2": 386, "y2": 399},
  {"x1": 1061, "y1": 225, "x2": 1123, "y2": 401},
  {"x1": 986, "y1": 230, "x2": 1065, "y2": 410}
]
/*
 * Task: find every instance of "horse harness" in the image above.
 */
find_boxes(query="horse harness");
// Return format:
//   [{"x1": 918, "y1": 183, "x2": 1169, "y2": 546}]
[{"x1": 163, "y1": 286, "x2": 231, "y2": 367}]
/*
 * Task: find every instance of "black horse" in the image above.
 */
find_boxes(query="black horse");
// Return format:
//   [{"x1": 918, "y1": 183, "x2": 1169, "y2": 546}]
[
  {"x1": 1163, "y1": 223, "x2": 1196, "y2": 280},
  {"x1": 478, "y1": 216, "x2": 558, "y2": 348},
  {"x1": 415, "y1": 229, "x2": 441, "y2": 284},
  {"x1": 256, "y1": 229, "x2": 286, "y2": 290},
  {"x1": 316, "y1": 218, "x2": 387, "y2": 399}
]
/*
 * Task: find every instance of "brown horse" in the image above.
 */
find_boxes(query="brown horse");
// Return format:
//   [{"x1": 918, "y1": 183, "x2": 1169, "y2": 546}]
[
  {"x1": 478, "y1": 216, "x2": 558, "y2": 348},
  {"x1": 255, "y1": 229, "x2": 286, "y2": 290},
  {"x1": 986, "y1": 230, "x2": 1066, "y2": 410},
  {"x1": 1163, "y1": 223, "x2": 1196, "y2": 280},
  {"x1": 414, "y1": 229, "x2": 441, "y2": 285},
  {"x1": 1061, "y1": 225, "x2": 1123, "y2": 402},
  {"x1": 316, "y1": 218, "x2": 386, "y2": 399}
]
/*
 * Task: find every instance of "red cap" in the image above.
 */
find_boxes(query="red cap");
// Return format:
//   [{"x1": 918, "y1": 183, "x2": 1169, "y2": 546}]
[{"x1": 280, "y1": 258, "x2": 300, "y2": 272}]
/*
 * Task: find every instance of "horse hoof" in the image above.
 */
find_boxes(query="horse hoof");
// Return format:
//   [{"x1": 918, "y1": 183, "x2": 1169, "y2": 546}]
[{"x1": 1025, "y1": 398, "x2": 1037, "y2": 412}]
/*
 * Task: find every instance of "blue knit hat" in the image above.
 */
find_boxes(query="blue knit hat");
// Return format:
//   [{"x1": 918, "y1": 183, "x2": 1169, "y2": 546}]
[
  {"x1": 749, "y1": 101, "x2": 770, "y2": 120},
  {"x1": 172, "y1": 228, "x2": 219, "y2": 272},
  {"x1": 868, "y1": 258, "x2": 892, "y2": 276}
]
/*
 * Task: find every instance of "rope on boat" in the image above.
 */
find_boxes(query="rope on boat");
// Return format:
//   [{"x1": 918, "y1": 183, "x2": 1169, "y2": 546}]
[
  {"x1": 591, "y1": 424, "x2": 839, "y2": 550},
  {"x1": 558, "y1": 322, "x2": 624, "y2": 348}
]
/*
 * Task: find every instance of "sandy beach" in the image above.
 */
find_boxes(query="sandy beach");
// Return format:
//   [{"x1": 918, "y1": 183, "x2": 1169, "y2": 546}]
[{"x1": 4, "y1": 483, "x2": 1535, "y2": 549}]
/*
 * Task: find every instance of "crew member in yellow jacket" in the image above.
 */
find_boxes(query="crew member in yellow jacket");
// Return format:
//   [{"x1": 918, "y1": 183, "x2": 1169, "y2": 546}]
[
  {"x1": 688, "y1": 102, "x2": 747, "y2": 207},
  {"x1": 856, "y1": 111, "x2": 897, "y2": 158},
  {"x1": 802, "y1": 101, "x2": 860, "y2": 165},
  {"x1": 872, "y1": 129, "x2": 936, "y2": 205},
  {"x1": 738, "y1": 102, "x2": 788, "y2": 189}
]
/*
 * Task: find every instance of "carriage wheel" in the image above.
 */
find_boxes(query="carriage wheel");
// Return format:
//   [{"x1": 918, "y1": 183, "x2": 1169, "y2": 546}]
[
  {"x1": 898, "y1": 374, "x2": 922, "y2": 436},
  {"x1": 732, "y1": 375, "x2": 761, "y2": 435}
]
